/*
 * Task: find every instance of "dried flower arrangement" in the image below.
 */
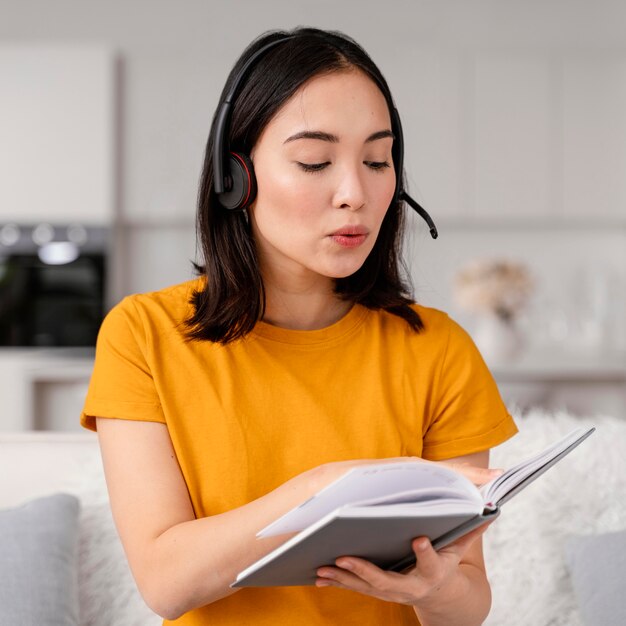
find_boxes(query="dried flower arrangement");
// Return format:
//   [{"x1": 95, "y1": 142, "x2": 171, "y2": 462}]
[{"x1": 453, "y1": 258, "x2": 534, "y2": 323}]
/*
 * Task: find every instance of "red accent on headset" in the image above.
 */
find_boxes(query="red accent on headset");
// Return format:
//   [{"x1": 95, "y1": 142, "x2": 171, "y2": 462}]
[{"x1": 231, "y1": 152, "x2": 252, "y2": 208}]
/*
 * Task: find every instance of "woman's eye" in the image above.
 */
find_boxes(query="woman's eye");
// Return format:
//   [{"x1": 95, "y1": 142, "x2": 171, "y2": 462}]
[
  {"x1": 366, "y1": 161, "x2": 391, "y2": 172},
  {"x1": 297, "y1": 162, "x2": 330, "y2": 173},
  {"x1": 296, "y1": 161, "x2": 391, "y2": 174}
]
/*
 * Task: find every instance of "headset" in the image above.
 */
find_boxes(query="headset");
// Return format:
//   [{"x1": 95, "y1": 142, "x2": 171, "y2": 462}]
[{"x1": 213, "y1": 35, "x2": 438, "y2": 239}]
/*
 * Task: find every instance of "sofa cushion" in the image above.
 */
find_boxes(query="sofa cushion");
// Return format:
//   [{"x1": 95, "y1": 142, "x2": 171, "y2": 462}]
[
  {"x1": 0, "y1": 493, "x2": 80, "y2": 626},
  {"x1": 564, "y1": 529, "x2": 626, "y2": 626}
]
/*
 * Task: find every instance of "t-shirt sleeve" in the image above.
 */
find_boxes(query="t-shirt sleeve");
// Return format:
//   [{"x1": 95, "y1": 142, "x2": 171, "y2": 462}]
[
  {"x1": 80, "y1": 296, "x2": 166, "y2": 432},
  {"x1": 421, "y1": 314, "x2": 518, "y2": 461}
]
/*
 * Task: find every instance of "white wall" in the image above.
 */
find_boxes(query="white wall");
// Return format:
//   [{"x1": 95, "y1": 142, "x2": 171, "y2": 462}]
[
  {"x1": 1, "y1": 2, "x2": 622, "y2": 215},
  {"x1": 1, "y1": 0, "x2": 625, "y2": 425},
  {"x1": 3, "y1": 0, "x2": 624, "y2": 291},
  {"x1": 0, "y1": 44, "x2": 115, "y2": 224},
  {"x1": 0, "y1": 0, "x2": 626, "y2": 296}
]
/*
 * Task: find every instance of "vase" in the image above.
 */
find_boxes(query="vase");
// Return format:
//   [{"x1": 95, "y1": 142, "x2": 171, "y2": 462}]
[{"x1": 473, "y1": 314, "x2": 524, "y2": 366}]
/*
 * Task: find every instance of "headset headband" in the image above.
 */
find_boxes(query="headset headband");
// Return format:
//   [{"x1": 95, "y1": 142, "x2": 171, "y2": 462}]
[{"x1": 213, "y1": 33, "x2": 438, "y2": 239}]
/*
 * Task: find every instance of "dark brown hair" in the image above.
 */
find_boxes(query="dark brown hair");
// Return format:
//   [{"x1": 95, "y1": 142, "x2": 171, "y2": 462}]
[{"x1": 185, "y1": 26, "x2": 423, "y2": 344}]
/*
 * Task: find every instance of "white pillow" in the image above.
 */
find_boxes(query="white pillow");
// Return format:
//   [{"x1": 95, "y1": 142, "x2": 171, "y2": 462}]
[
  {"x1": 0, "y1": 493, "x2": 80, "y2": 626},
  {"x1": 565, "y1": 530, "x2": 626, "y2": 626}
]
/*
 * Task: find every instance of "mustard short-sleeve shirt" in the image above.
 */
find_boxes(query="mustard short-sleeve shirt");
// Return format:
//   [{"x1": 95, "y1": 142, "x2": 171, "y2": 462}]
[{"x1": 81, "y1": 278, "x2": 518, "y2": 626}]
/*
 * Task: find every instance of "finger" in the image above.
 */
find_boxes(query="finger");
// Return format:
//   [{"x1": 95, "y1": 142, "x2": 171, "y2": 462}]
[
  {"x1": 315, "y1": 567, "x2": 358, "y2": 589},
  {"x1": 333, "y1": 556, "x2": 397, "y2": 588},
  {"x1": 318, "y1": 557, "x2": 424, "y2": 606},
  {"x1": 316, "y1": 559, "x2": 382, "y2": 592},
  {"x1": 317, "y1": 557, "x2": 403, "y2": 593},
  {"x1": 410, "y1": 536, "x2": 442, "y2": 580}
]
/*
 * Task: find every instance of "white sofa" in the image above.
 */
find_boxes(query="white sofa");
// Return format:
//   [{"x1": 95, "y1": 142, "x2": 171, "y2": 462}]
[
  {"x1": 1, "y1": 409, "x2": 624, "y2": 626},
  {"x1": 0, "y1": 431, "x2": 161, "y2": 626}
]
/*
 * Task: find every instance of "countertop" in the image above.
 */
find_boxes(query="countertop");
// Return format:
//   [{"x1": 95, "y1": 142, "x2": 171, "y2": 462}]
[
  {"x1": 1, "y1": 346, "x2": 625, "y2": 384},
  {"x1": 490, "y1": 348, "x2": 626, "y2": 382}
]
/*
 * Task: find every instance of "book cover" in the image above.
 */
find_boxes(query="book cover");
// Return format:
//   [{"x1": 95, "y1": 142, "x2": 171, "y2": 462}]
[{"x1": 232, "y1": 426, "x2": 595, "y2": 588}]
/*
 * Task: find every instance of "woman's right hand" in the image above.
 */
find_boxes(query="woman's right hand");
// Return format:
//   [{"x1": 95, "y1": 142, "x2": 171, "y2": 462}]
[
  {"x1": 308, "y1": 455, "x2": 503, "y2": 493},
  {"x1": 305, "y1": 456, "x2": 421, "y2": 492}
]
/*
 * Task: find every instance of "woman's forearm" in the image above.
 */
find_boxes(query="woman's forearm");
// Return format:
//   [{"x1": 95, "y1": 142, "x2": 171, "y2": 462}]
[
  {"x1": 138, "y1": 470, "x2": 318, "y2": 620},
  {"x1": 133, "y1": 457, "x2": 446, "y2": 620},
  {"x1": 413, "y1": 563, "x2": 492, "y2": 626}
]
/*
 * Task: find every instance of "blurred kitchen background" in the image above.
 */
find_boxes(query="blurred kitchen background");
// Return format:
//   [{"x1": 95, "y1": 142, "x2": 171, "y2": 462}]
[{"x1": 1, "y1": 0, "x2": 624, "y2": 431}]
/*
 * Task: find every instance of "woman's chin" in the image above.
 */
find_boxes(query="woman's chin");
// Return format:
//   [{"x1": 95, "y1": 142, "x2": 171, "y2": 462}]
[
  {"x1": 316, "y1": 247, "x2": 374, "y2": 279},
  {"x1": 323, "y1": 262, "x2": 368, "y2": 280}
]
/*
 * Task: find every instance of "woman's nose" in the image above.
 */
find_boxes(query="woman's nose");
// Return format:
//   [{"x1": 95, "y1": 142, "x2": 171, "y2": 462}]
[{"x1": 332, "y1": 164, "x2": 366, "y2": 211}]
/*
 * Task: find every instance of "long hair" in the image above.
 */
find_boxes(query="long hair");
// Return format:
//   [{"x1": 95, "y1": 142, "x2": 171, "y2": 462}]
[{"x1": 185, "y1": 26, "x2": 424, "y2": 344}]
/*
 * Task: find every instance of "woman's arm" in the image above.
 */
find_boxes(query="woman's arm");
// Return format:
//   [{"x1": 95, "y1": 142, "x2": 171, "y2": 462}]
[
  {"x1": 97, "y1": 418, "x2": 499, "y2": 621},
  {"x1": 315, "y1": 450, "x2": 495, "y2": 626},
  {"x1": 96, "y1": 417, "x2": 322, "y2": 620}
]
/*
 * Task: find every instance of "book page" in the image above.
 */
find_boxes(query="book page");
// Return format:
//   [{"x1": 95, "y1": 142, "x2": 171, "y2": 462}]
[
  {"x1": 258, "y1": 461, "x2": 481, "y2": 538},
  {"x1": 479, "y1": 426, "x2": 595, "y2": 506},
  {"x1": 348, "y1": 486, "x2": 479, "y2": 507}
]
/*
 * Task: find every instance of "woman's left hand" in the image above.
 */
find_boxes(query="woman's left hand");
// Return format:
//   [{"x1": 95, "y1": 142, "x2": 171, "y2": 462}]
[{"x1": 314, "y1": 520, "x2": 492, "y2": 606}]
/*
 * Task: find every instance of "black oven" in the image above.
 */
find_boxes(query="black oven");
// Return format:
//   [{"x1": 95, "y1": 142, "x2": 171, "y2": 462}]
[{"x1": 0, "y1": 223, "x2": 108, "y2": 347}]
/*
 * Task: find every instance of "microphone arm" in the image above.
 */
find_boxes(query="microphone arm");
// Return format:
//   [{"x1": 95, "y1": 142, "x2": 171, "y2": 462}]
[{"x1": 399, "y1": 190, "x2": 439, "y2": 239}]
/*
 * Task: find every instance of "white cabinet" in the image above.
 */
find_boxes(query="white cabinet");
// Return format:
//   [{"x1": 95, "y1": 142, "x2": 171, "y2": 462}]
[
  {"x1": 32, "y1": 379, "x2": 91, "y2": 432},
  {"x1": 397, "y1": 46, "x2": 626, "y2": 224},
  {"x1": 0, "y1": 350, "x2": 93, "y2": 431},
  {"x1": 563, "y1": 54, "x2": 626, "y2": 219},
  {"x1": 492, "y1": 350, "x2": 626, "y2": 419},
  {"x1": 473, "y1": 52, "x2": 557, "y2": 219},
  {"x1": 0, "y1": 44, "x2": 115, "y2": 225},
  {"x1": 390, "y1": 46, "x2": 466, "y2": 219},
  {"x1": 0, "y1": 352, "x2": 32, "y2": 431}
]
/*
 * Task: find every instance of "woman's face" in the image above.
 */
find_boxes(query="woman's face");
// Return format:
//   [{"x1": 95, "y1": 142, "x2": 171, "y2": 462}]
[{"x1": 248, "y1": 68, "x2": 396, "y2": 285}]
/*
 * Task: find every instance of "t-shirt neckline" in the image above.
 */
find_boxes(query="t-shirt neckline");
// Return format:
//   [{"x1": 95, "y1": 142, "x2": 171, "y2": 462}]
[{"x1": 251, "y1": 303, "x2": 369, "y2": 345}]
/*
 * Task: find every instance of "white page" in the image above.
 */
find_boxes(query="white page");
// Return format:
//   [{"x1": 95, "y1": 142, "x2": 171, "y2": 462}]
[
  {"x1": 258, "y1": 461, "x2": 479, "y2": 537},
  {"x1": 479, "y1": 427, "x2": 595, "y2": 505},
  {"x1": 342, "y1": 499, "x2": 483, "y2": 518},
  {"x1": 349, "y1": 486, "x2": 480, "y2": 507}
]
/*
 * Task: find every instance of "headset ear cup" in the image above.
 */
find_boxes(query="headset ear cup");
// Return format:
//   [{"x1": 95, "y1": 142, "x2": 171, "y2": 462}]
[{"x1": 218, "y1": 152, "x2": 257, "y2": 210}]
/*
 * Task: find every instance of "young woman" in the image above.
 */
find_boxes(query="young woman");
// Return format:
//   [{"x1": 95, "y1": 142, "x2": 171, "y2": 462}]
[{"x1": 81, "y1": 26, "x2": 518, "y2": 626}]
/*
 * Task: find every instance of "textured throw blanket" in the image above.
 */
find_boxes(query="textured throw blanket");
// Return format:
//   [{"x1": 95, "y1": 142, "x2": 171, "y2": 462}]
[{"x1": 485, "y1": 409, "x2": 626, "y2": 626}]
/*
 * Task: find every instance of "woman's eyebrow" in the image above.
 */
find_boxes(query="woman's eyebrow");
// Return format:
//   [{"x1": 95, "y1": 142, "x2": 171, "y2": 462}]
[{"x1": 283, "y1": 129, "x2": 395, "y2": 144}]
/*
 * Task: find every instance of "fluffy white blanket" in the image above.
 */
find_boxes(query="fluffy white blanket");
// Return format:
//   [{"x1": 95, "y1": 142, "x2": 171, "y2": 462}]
[
  {"x1": 68, "y1": 409, "x2": 626, "y2": 625},
  {"x1": 485, "y1": 409, "x2": 626, "y2": 626}
]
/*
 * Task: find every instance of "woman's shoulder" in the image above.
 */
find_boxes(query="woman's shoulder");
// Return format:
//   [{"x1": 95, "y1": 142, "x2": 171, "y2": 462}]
[
  {"x1": 358, "y1": 303, "x2": 456, "y2": 355},
  {"x1": 380, "y1": 302, "x2": 457, "y2": 343},
  {"x1": 104, "y1": 277, "x2": 204, "y2": 332},
  {"x1": 408, "y1": 302, "x2": 451, "y2": 329},
  {"x1": 380, "y1": 302, "x2": 475, "y2": 355},
  {"x1": 403, "y1": 302, "x2": 485, "y2": 367}
]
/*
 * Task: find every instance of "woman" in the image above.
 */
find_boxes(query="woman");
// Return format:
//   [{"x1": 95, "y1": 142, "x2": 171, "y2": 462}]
[{"x1": 81, "y1": 26, "x2": 518, "y2": 625}]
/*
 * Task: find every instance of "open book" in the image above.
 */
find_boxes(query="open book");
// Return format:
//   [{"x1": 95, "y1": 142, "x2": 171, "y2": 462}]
[{"x1": 232, "y1": 426, "x2": 595, "y2": 588}]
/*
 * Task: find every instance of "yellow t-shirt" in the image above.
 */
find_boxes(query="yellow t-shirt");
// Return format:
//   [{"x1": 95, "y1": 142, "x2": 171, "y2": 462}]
[{"x1": 81, "y1": 278, "x2": 518, "y2": 626}]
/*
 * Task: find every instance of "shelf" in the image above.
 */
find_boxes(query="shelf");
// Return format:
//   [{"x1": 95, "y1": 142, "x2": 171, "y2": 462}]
[
  {"x1": 0, "y1": 348, "x2": 95, "y2": 383},
  {"x1": 491, "y1": 349, "x2": 626, "y2": 382}
]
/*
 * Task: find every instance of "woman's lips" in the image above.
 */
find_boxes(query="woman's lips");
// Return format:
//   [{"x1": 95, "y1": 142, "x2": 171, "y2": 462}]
[{"x1": 329, "y1": 226, "x2": 369, "y2": 248}]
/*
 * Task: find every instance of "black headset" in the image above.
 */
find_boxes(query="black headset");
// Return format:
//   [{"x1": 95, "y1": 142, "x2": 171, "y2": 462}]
[{"x1": 213, "y1": 35, "x2": 438, "y2": 239}]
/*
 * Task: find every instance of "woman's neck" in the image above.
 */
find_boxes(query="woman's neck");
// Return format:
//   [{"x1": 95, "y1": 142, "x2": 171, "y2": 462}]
[{"x1": 261, "y1": 276, "x2": 352, "y2": 331}]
